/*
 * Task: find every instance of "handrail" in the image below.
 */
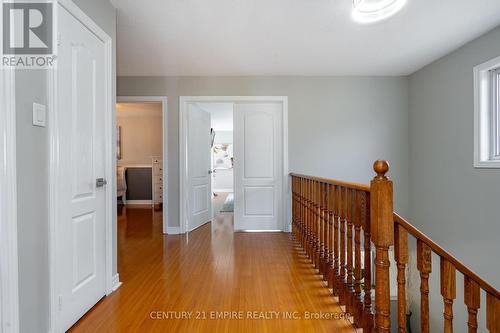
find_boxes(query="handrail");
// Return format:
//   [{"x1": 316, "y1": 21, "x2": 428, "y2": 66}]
[
  {"x1": 290, "y1": 161, "x2": 500, "y2": 332},
  {"x1": 289, "y1": 172, "x2": 500, "y2": 298},
  {"x1": 290, "y1": 173, "x2": 371, "y2": 192},
  {"x1": 394, "y1": 213, "x2": 500, "y2": 299}
]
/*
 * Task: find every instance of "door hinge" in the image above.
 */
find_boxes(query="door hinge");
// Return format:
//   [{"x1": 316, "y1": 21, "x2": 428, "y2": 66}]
[
  {"x1": 57, "y1": 33, "x2": 62, "y2": 46},
  {"x1": 58, "y1": 295, "x2": 63, "y2": 311}
]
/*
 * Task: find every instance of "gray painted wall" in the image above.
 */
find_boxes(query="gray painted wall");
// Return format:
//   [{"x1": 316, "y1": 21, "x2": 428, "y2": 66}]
[
  {"x1": 14, "y1": 1, "x2": 115, "y2": 332},
  {"x1": 408, "y1": 26, "x2": 500, "y2": 332},
  {"x1": 15, "y1": 71, "x2": 50, "y2": 333},
  {"x1": 118, "y1": 76, "x2": 411, "y2": 229}
]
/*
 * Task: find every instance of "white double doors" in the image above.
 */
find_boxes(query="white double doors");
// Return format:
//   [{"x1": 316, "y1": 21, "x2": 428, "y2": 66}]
[
  {"x1": 187, "y1": 101, "x2": 284, "y2": 231},
  {"x1": 54, "y1": 4, "x2": 108, "y2": 332}
]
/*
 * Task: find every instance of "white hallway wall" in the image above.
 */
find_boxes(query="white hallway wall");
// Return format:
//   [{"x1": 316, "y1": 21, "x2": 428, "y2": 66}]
[{"x1": 117, "y1": 76, "x2": 411, "y2": 229}]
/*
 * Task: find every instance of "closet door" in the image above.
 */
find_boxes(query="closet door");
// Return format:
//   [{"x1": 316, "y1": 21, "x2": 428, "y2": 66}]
[{"x1": 56, "y1": 4, "x2": 107, "y2": 331}]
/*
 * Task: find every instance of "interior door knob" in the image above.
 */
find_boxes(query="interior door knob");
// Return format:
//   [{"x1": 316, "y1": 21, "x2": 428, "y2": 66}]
[{"x1": 96, "y1": 178, "x2": 107, "y2": 187}]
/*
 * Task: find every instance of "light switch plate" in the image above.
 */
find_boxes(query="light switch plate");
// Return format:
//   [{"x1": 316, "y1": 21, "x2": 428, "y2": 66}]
[{"x1": 33, "y1": 103, "x2": 46, "y2": 127}]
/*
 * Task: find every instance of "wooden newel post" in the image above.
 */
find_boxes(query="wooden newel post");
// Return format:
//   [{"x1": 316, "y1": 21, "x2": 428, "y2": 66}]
[{"x1": 370, "y1": 160, "x2": 394, "y2": 333}]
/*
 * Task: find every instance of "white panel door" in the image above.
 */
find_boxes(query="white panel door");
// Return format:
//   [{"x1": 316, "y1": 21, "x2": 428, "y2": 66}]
[
  {"x1": 234, "y1": 103, "x2": 283, "y2": 231},
  {"x1": 56, "y1": 5, "x2": 107, "y2": 332},
  {"x1": 187, "y1": 105, "x2": 213, "y2": 231}
]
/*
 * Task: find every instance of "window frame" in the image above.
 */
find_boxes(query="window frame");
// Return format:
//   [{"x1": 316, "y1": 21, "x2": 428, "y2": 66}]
[
  {"x1": 473, "y1": 56, "x2": 500, "y2": 168},
  {"x1": 491, "y1": 68, "x2": 500, "y2": 160}
]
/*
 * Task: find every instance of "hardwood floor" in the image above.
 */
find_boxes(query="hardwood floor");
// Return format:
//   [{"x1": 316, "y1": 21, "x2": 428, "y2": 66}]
[{"x1": 69, "y1": 206, "x2": 356, "y2": 333}]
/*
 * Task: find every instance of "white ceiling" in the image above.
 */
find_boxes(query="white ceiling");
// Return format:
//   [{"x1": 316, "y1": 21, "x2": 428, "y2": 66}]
[
  {"x1": 112, "y1": 0, "x2": 500, "y2": 76},
  {"x1": 196, "y1": 103, "x2": 234, "y2": 131}
]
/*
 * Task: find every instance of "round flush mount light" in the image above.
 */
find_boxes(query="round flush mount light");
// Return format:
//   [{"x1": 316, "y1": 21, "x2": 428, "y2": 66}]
[{"x1": 352, "y1": 0, "x2": 407, "y2": 24}]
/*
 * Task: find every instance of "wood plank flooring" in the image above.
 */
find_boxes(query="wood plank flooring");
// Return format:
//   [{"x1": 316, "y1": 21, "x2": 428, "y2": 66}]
[{"x1": 69, "y1": 206, "x2": 357, "y2": 332}]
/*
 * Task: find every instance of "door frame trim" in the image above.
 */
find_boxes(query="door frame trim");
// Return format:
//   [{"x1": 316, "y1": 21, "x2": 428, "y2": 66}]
[
  {"x1": 117, "y1": 95, "x2": 168, "y2": 234},
  {"x1": 48, "y1": 1, "x2": 115, "y2": 332},
  {"x1": 0, "y1": 67, "x2": 19, "y2": 332},
  {"x1": 179, "y1": 96, "x2": 289, "y2": 234}
]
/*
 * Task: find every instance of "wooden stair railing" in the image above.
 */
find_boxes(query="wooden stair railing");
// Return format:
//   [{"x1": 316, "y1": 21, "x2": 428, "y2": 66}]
[{"x1": 290, "y1": 160, "x2": 500, "y2": 333}]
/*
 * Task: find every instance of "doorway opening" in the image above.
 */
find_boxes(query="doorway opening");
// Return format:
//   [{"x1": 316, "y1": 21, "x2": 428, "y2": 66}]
[
  {"x1": 116, "y1": 96, "x2": 168, "y2": 234},
  {"x1": 197, "y1": 103, "x2": 235, "y2": 222},
  {"x1": 180, "y1": 96, "x2": 289, "y2": 234}
]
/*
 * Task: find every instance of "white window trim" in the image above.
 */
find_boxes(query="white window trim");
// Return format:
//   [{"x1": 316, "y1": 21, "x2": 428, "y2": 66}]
[{"x1": 473, "y1": 55, "x2": 500, "y2": 168}]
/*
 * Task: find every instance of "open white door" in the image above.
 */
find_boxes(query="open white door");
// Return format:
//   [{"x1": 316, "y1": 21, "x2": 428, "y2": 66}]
[
  {"x1": 55, "y1": 4, "x2": 107, "y2": 331},
  {"x1": 187, "y1": 104, "x2": 213, "y2": 231},
  {"x1": 234, "y1": 102, "x2": 283, "y2": 231}
]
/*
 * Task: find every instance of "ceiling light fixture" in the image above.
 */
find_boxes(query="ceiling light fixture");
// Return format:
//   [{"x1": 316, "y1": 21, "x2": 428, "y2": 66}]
[{"x1": 352, "y1": 0, "x2": 407, "y2": 24}]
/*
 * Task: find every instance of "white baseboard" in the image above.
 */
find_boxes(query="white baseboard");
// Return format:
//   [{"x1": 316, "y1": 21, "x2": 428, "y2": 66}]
[
  {"x1": 125, "y1": 200, "x2": 152, "y2": 205},
  {"x1": 111, "y1": 273, "x2": 122, "y2": 292},
  {"x1": 166, "y1": 226, "x2": 181, "y2": 235}
]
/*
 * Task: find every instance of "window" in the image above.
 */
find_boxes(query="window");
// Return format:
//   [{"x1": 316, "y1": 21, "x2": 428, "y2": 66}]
[
  {"x1": 492, "y1": 68, "x2": 500, "y2": 160},
  {"x1": 473, "y1": 56, "x2": 500, "y2": 168}
]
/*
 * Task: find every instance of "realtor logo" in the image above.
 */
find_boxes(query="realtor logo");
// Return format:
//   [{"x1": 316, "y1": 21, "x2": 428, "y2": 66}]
[{"x1": 2, "y1": 1, "x2": 56, "y2": 68}]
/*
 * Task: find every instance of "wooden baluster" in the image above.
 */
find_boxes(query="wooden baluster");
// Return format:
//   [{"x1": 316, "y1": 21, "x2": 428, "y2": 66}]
[
  {"x1": 308, "y1": 179, "x2": 313, "y2": 259},
  {"x1": 323, "y1": 182, "x2": 329, "y2": 278},
  {"x1": 310, "y1": 179, "x2": 315, "y2": 260},
  {"x1": 312, "y1": 180, "x2": 317, "y2": 265},
  {"x1": 294, "y1": 178, "x2": 298, "y2": 241},
  {"x1": 327, "y1": 183, "x2": 334, "y2": 287},
  {"x1": 440, "y1": 258, "x2": 456, "y2": 333},
  {"x1": 314, "y1": 180, "x2": 320, "y2": 269},
  {"x1": 308, "y1": 179, "x2": 314, "y2": 263},
  {"x1": 310, "y1": 180, "x2": 315, "y2": 263},
  {"x1": 301, "y1": 179, "x2": 306, "y2": 252},
  {"x1": 303, "y1": 178, "x2": 306, "y2": 248},
  {"x1": 394, "y1": 223, "x2": 408, "y2": 333},
  {"x1": 319, "y1": 182, "x2": 326, "y2": 275},
  {"x1": 304, "y1": 178, "x2": 308, "y2": 250},
  {"x1": 298, "y1": 178, "x2": 302, "y2": 242},
  {"x1": 291, "y1": 177, "x2": 294, "y2": 235},
  {"x1": 305, "y1": 179, "x2": 309, "y2": 256},
  {"x1": 303, "y1": 178, "x2": 307, "y2": 250},
  {"x1": 318, "y1": 181, "x2": 323, "y2": 269},
  {"x1": 299, "y1": 178, "x2": 304, "y2": 249},
  {"x1": 353, "y1": 190, "x2": 363, "y2": 327},
  {"x1": 297, "y1": 178, "x2": 301, "y2": 244},
  {"x1": 320, "y1": 182, "x2": 327, "y2": 278},
  {"x1": 487, "y1": 293, "x2": 500, "y2": 333},
  {"x1": 339, "y1": 186, "x2": 347, "y2": 304},
  {"x1": 332, "y1": 185, "x2": 340, "y2": 297},
  {"x1": 346, "y1": 188, "x2": 354, "y2": 314},
  {"x1": 370, "y1": 160, "x2": 394, "y2": 333},
  {"x1": 318, "y1": 182, "x2": 322, "y2": 269},
  {"x1": 304, "y1": 178, "x2": 308, "y2": 251},
  {"x1": 295, "y1": 177, "x2": 299, "y2": 240},
  {"x1": 464, "y1": 276, "x2": 480, "y2": 333},
  {"x1": 417, "y1": 239, "x2": 432, "y2": 333},
  {"x1": 314, "y1": 180, "x2": 318, "y2": 266},
  {"x1": 362, "y1": 191, "x2": 374, "y2": 333}
]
